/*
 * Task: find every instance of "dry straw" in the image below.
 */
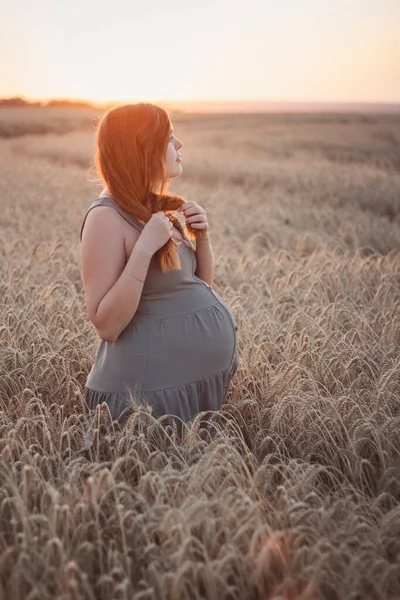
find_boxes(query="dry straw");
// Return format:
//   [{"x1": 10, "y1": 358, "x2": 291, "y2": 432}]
[{"x1": 0, "y1": 109, "x2": 399, "y2": 599}]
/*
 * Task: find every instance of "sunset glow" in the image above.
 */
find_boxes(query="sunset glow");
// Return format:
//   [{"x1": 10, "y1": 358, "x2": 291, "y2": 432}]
[{"x1": 1, "y1": 0, "x2": 399, "y2": 105}]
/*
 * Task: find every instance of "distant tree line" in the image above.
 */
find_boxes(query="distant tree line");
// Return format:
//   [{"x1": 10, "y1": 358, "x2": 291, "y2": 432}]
[{"x1": 0, "y1": 97, "x2": 96, "y2": 108}]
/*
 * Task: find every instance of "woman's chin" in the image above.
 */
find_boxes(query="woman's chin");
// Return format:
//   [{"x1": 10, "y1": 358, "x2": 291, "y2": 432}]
[{"x1": 169, "y1": 165, "x2": 183, "y2": 179}]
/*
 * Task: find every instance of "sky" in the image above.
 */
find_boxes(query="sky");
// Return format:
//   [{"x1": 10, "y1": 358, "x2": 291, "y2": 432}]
[{"x1": 1, "y1": 0, "x2": 399, "y2": 104}]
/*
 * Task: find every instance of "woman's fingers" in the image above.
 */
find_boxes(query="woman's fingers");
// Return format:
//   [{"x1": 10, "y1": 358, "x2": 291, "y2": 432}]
[
  {"x1": 191, "y1": 223, "x2": 208, "y2": 229},
  {"x1": 186, "y1": 214, "x2": 206, "y2": 223}
]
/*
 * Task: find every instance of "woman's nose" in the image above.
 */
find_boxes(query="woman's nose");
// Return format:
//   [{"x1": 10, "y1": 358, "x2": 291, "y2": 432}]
[{"x1": 176, "y1": 138, "x2": 183, "y2": 149}]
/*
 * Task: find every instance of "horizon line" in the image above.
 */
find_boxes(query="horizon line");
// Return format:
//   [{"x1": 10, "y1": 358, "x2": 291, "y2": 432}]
[
  {"x1": 2, "y1": 94, "x2": 400, "y2": 105},
  {"x1": 1, "y1": 96, "x2": 399, "y2": 114}
]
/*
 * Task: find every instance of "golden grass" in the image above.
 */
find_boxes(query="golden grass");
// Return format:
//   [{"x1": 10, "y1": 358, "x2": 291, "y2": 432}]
[{"x1": 0, "y1": 108, "x2": 400, "y2": 599}]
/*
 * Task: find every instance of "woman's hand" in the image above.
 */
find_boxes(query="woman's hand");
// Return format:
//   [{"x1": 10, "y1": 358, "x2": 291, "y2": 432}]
[
  {"x1": 177, "y1": 201, "x2": 209, "y2": 238},
  {"x1": 138, "y1": 211, "x2": 174, "y2": 256}
]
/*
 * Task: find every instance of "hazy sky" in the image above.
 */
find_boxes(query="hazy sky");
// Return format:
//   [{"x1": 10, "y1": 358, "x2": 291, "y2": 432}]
[{"x1": 1, "y1": 0, "x2": 399, "y2": 103}]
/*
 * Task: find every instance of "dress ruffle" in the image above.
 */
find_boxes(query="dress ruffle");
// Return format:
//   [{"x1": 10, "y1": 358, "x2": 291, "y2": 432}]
[{"x1": 83, "y1": 356, "x2": 238, "y2": 430}]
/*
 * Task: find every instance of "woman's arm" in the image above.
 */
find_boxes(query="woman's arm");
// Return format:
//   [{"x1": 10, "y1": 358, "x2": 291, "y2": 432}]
[
  {"x1": 194, "y1": 231, "x2": 215, "y2": 286},
  {"x1": 81, "y1": 206, "x2": 152, "y2": 343}
]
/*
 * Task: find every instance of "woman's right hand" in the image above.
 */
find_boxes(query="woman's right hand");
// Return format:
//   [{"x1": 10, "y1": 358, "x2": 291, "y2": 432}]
[{"x1": 137, "y1": 211, "x2": 174, "y2": 256}]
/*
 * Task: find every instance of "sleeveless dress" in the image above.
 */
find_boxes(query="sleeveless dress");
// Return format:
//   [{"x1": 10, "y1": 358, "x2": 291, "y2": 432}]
[{"x1": 80, "y1": 194, "x2": 239, "y2": 430}]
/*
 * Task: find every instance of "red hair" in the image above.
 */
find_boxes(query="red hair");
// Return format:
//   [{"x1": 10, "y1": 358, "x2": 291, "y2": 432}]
[{"x1": 94, "y1": 103, "x2": 198, "y2": 273}]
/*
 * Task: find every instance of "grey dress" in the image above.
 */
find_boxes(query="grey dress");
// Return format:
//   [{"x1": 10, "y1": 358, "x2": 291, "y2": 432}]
[{"x1": 80, "y1": 194, "x2": 239, "y2": 429}]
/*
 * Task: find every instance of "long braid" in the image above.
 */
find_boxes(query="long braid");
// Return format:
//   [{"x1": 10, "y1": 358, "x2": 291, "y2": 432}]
[
  {"x1": 106, "y1": 189, "x2": 198, "y2": 274},
  {"x1": 147, "y1": 192, "x2": 198, "y2": 274}
]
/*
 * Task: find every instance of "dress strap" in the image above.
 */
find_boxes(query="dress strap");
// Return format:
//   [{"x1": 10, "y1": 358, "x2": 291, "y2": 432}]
[{"x1": 79, "y1": 195, "x2": 144, "y2": 242}]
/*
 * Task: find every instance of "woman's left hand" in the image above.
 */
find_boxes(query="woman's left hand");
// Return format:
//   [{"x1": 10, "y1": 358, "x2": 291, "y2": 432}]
[{"x1": 177, "y1": 201, "x2": 209, "y2": 234}]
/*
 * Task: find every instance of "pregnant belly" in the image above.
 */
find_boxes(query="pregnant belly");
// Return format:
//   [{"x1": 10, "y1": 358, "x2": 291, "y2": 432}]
[{"x1": 143, "y1": 302, "x2": 237, "y2": 391}]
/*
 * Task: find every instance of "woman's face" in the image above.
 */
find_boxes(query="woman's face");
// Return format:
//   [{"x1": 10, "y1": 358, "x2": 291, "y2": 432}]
[{"x1": 165, "y1": 121, "x2": 183, "y2": 179}]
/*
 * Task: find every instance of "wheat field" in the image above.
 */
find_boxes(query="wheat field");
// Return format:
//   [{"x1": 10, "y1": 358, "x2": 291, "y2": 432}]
[{"x1": 1, "y1": 107, "x2": 400, "y2": 600}]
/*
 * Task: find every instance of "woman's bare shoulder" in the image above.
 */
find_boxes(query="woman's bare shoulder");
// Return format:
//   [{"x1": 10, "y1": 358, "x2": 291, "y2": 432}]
[
  {"x1": 84, "y1": 204, "x2": 123, "y2": 228},
  {"x1": 82, "y1": 204, "x2": 134, "y2": 241},
  {"x1": 82, "y1": 204, "x2": 142, "y2": 263}
]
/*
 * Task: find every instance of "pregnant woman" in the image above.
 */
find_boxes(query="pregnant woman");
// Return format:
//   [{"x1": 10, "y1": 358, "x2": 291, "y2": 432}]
[{"x1": 80, "y1": 103, "x2": 239, "y2": 436}]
